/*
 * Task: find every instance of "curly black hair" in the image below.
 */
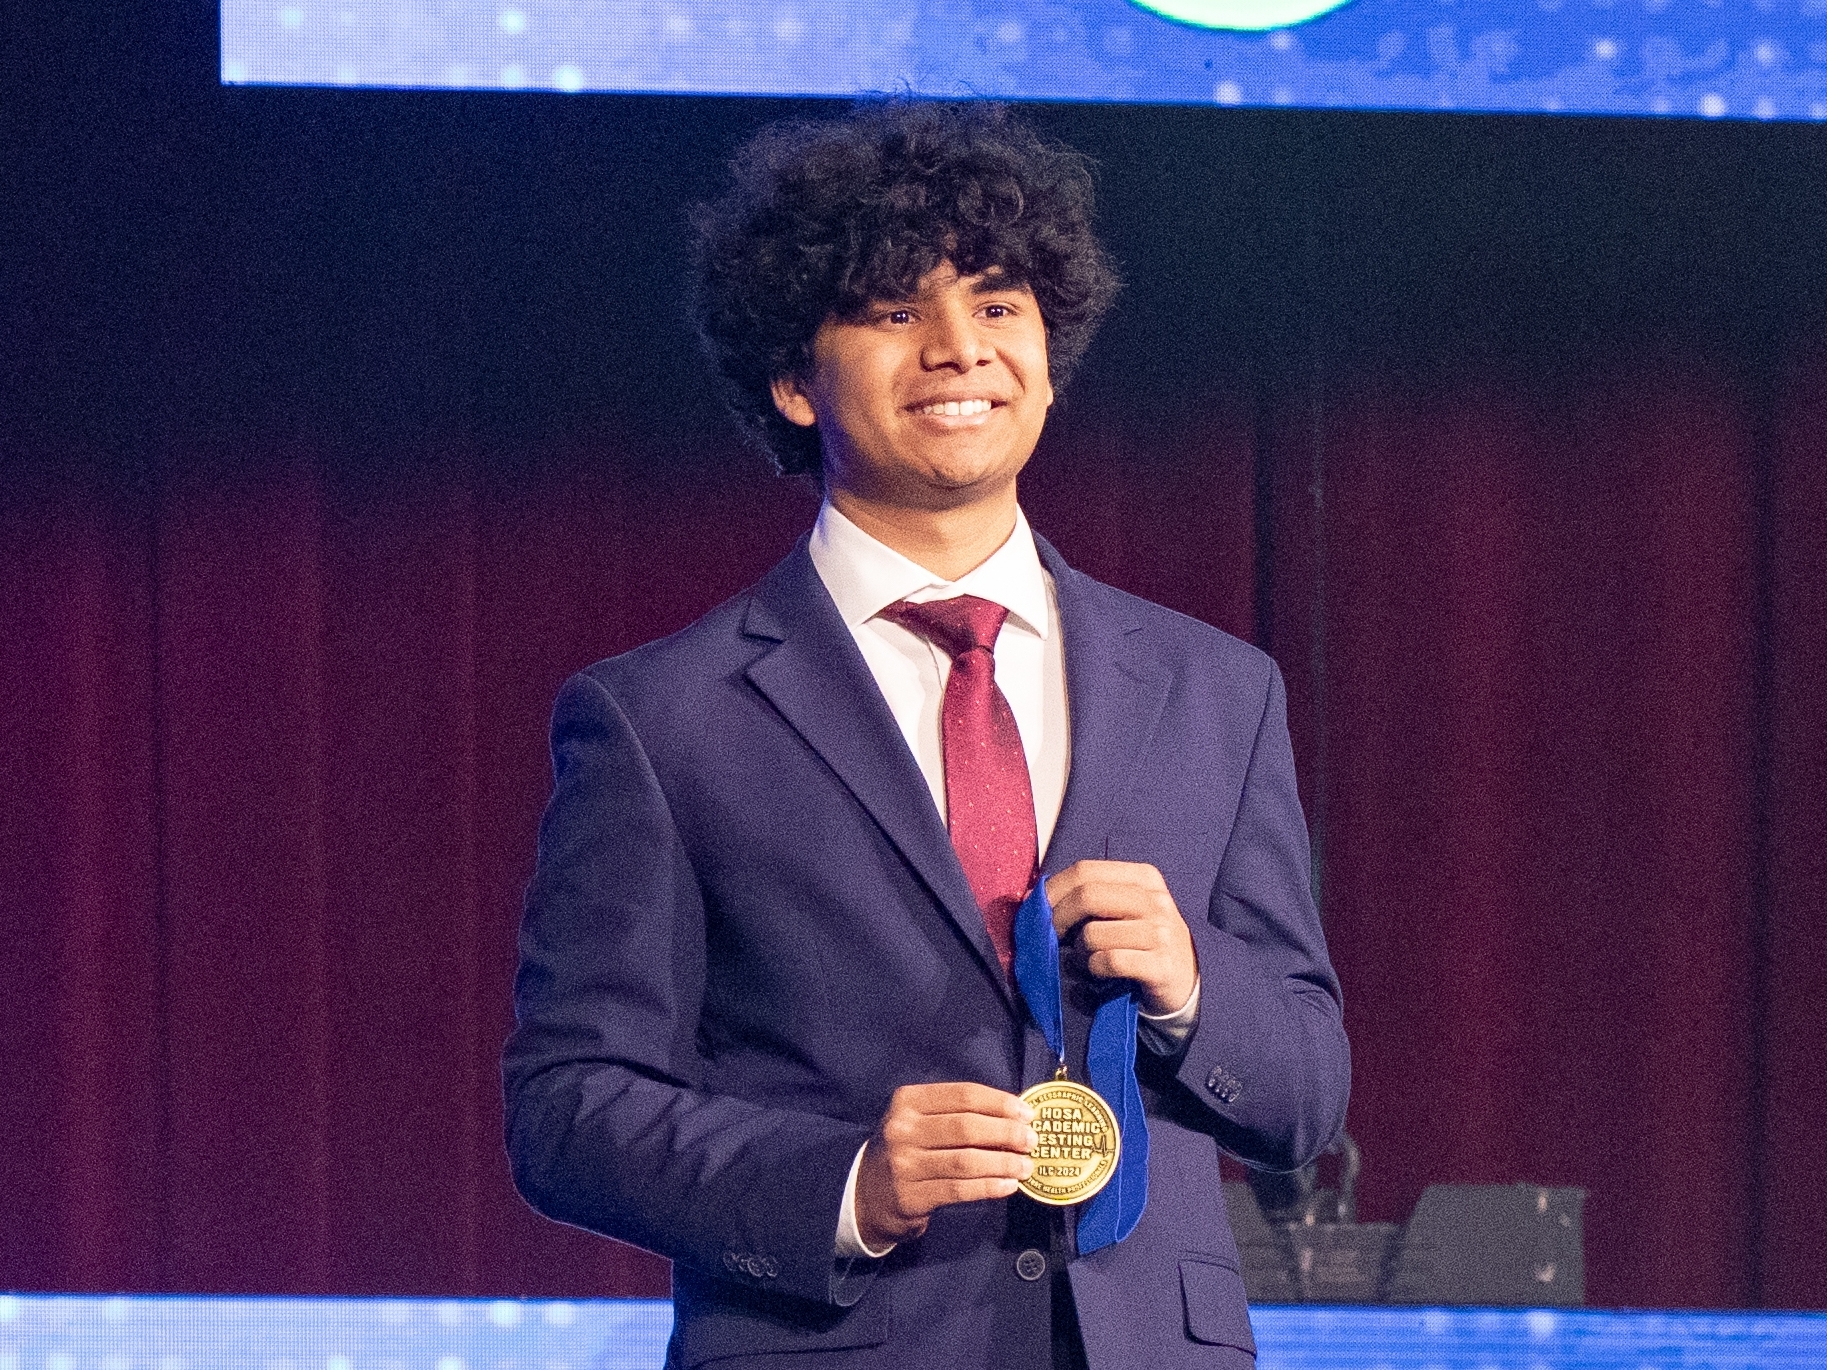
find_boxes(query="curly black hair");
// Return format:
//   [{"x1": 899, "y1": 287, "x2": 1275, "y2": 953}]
[{"x1": 691, "y1": 101, "x2": 1121, "y2": 478}]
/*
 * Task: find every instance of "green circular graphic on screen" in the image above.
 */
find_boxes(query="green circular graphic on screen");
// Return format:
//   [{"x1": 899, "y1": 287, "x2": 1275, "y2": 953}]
[{"x1": 1131, "y1": 0, "x2": 1356, "y2": 30}]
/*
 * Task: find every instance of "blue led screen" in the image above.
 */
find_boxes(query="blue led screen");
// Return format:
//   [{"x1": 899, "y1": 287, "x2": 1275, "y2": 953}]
[
  {"x1": 6, "y1": 1296, "x2": 1827, "y2": 1370},
  {"x1": 220, "y1": 0, "x2": 1827, "y2": 120}
]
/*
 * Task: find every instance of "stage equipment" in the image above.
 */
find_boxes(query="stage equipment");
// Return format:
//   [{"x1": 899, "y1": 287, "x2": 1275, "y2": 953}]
[
  {"x1": 1384, "y1": 1182, "x2": 1585, "y2": 1305},
  {"x1": 1225, "y1": 1135, "x2": 1585, "y2": 1305}
]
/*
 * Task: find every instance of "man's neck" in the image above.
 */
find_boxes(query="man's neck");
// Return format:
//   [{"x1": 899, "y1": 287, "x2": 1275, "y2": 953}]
[{"x1": 825, "y1": 485, "x2": 1020, "y2": 582}]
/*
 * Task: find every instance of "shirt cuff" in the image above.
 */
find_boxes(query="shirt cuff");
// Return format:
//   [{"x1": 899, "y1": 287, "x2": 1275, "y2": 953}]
[
  {"x1": 1136, "y1": 976, "x2": 1201, "y2": 1055},
  {"x1": 834, "y1": 1141, "x2": 896, "y2": 1260}
]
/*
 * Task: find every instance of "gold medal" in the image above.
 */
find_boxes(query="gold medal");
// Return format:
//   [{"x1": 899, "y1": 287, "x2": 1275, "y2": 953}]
[{"x1": 1017, "y1": 1075, "x2": 1121, "y2": 1206}]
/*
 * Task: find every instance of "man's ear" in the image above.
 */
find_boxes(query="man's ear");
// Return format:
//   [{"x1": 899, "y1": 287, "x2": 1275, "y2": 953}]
[{"x1": 770, "y1": 375, "x2": 818, "y2": 429}]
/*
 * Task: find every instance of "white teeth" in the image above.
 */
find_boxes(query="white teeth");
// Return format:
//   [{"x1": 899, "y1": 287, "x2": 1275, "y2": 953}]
[{"x1": 919, "y1": 399, "x2": 993, "y2": 416}]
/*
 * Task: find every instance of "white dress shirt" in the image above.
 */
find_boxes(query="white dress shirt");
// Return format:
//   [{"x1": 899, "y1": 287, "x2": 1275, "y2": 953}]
[
  {"x1": 806, "y1": 501, "x2": 1200, "y2": 1260},
  {"x1": 809, "y1": 500, "x2": 1071, "y2": 850}
]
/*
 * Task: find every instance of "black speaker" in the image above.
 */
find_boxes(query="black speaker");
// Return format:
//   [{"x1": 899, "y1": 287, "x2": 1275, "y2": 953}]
[
  {"x1": 1224, "y1": 1174, "x2": 1585, "y2": 1305},
  {"x1": 1223, "y1": 1182, "x2": 1401, "y2": 1303},
  {"x1": 1383, "y1": 1184, "x2": 1585, "y2": 1306}
]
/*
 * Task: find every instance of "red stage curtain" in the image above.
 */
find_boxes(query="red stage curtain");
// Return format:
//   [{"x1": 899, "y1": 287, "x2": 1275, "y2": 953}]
[
  {"x1": 0, "y1": 452, "x2": 162, "y2": 1292},
  {"x1": 1, "y1": 368, "x2": 1820, "y2": 1306},
  {"x1": 1765, "y1": 346, "x2": 1827, "y2": 1309},
  {"x1": 1266, "y1": 360, "x2": 1766, "y2": 1307}
]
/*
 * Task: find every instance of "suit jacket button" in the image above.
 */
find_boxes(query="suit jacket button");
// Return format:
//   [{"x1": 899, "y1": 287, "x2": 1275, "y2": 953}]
[
  {"x1": 1015, "y1": 1248, "x2": 1047, "y2": 1282},
  {"x1": 722, "y1": 1251, "x2": 740, "y2": 1272},
  {"x1": 762, "y1": 1257, "x2": 780, "y2": 1278}
]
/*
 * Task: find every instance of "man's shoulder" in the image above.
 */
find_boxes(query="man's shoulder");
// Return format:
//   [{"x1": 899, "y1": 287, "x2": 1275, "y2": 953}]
[
  {"x1": 1060, "y1": 562, "x2": 1276, "y2": 690},
  {"x1": 578, "y1": 587, "x2": 762, "y2": 700},
  {"x1": 565, "y1": 537, "x2": 821, "y2": 715}
]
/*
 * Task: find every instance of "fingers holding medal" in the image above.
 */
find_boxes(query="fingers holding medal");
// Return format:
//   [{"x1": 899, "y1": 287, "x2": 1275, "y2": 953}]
[{"x1": 1045, "y1": 859, "x2": 1198, "y2": 1017}]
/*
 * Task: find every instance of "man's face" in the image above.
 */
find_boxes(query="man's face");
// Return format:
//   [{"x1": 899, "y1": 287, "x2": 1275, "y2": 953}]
[{"x1": 771, "y1": 262, "x2": 1054, "y2": 511}]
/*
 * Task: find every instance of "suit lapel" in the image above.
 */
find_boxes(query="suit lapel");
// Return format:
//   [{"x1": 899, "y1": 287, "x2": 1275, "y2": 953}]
[
  {"x1": 1036, "y1": 536, "x2": 1174, "y2": 876},
  {"x1": 743, "y1": 541, "x2": 1014, "y2": 1003}
]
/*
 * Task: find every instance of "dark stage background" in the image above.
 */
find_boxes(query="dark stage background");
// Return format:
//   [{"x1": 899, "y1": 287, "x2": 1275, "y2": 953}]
[{"x1": 3, "y1": 3, "x2": 1825, "y2": 1313}]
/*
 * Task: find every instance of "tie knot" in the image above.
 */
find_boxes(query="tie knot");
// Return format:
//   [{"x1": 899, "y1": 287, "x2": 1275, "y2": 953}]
[{"x1": 879, "y1": 594, "x2": 1010, "y2": 660}]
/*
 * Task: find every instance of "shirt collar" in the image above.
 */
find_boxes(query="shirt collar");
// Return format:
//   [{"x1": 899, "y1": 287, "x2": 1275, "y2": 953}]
[{"x1": 808, "y1": 501, "x2": 1053, "y2": 640}]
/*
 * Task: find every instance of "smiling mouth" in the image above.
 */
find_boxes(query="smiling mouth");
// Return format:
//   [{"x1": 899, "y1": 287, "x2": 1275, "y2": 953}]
[{"x1": 913, "y1": 398, "x2": 997, "y2": 417}]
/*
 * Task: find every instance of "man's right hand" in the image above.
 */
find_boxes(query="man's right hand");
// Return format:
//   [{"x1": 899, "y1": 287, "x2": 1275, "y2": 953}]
[{"x1": 853, "y1": 1082, "x2": 1038, "y2": 1251}]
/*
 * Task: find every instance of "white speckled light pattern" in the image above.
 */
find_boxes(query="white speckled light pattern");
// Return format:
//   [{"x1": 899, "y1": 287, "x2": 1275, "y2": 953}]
[
  {"x1": 3, "y1": 1296, "x2": 1826, "y2": 1369},
  {"x1": 219, "y1": 0, "x2": 1827, "y2": 122}
]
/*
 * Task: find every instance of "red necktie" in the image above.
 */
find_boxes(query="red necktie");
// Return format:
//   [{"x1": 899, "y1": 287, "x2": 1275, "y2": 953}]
[{"x1": 878, "y1": 595, "x2": 1038, "y2": 975}]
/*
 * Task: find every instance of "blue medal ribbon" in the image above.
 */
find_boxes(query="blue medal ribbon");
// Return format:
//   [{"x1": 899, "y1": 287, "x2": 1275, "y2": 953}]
[{"x1": 1012, "y1": 879, "x2": 1149, "y2": 1253}]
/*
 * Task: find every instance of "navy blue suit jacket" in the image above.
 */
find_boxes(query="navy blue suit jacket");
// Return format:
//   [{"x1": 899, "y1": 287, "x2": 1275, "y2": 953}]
[{"x1": 503, "y1": 534, "x2": 1349, "y2": 1369}]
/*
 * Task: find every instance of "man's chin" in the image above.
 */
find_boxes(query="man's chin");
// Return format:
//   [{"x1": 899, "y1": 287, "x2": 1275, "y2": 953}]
[
  {"x1": 913, "y1": 445, "x2": 1033, "y2": 495},
  {"x1": 903, "y1": 465, "x2": 1024, "y2": 510},
  {"x1": 827, "y1": 437, "x2": 1034, "y2": 512}
]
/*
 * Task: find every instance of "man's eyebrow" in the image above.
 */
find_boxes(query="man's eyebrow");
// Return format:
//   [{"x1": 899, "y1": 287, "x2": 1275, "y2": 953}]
[
  {"x1": 855, "y1": 270, "x2": 1023, "y2": 310},
  {"x1": 966, "y1": 271, "x2": 1020, "y2": 294}
]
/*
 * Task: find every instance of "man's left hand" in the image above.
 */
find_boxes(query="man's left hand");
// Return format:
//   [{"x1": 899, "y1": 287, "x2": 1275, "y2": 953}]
[{"x1": 1045, "y1": 860, "x2": 1198, "y2": 1016}]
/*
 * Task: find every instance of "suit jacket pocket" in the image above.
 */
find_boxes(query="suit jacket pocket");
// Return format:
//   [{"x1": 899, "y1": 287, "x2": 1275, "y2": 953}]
[
  {"x1": 672, "y1": 1275, "x2": 889, "y2": 1366},
  {"x1": 1179, "y1": 1256, "x2": 1256, "y2": 1352}
]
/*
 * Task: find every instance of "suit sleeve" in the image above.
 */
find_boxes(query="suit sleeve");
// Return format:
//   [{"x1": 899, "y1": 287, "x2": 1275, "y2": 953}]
[
  {"x1": 502, "y1": 670, "x2": 878, "y2": 1307},
  {"x1": 1170, "y1": 659, "x2": 1351, "y2": 1172}
]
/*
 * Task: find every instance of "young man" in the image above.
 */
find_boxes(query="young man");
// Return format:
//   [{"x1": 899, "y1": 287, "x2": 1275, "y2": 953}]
[{"x1": 503, "y1": 102, "x2": 1348, "y2": 1370}]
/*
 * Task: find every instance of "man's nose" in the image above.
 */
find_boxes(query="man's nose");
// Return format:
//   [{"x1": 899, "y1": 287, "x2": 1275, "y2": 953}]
[{"x1": 920, "y1": 305, "x2": 988, "y2": 372}]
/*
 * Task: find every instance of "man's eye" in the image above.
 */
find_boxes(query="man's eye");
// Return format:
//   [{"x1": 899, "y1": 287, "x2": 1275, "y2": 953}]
[
  {"x1": 983, "y1": 304, "x2": 1010, "y2": 318},
  {"x1": 884, "y1": 309, "x2": 914, "y2": 325}
]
